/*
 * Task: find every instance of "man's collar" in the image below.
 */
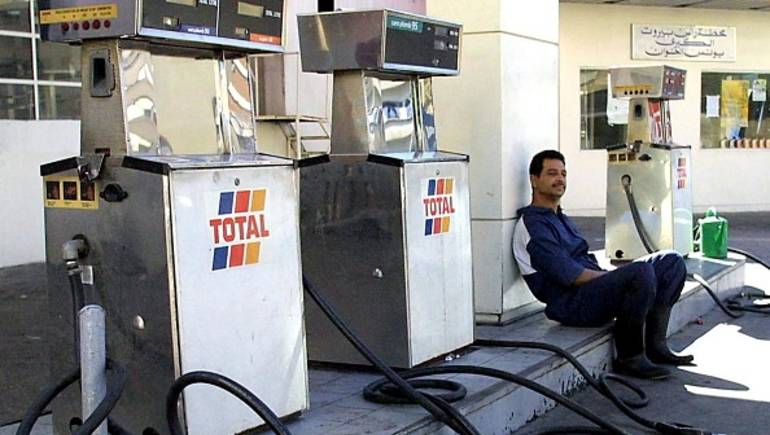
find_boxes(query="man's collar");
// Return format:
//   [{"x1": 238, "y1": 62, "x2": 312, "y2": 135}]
[{"x1": 517, "y1": 204, "x2": 563, "y2": 216}]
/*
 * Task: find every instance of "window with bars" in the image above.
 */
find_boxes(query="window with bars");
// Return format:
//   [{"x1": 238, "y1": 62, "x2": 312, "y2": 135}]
[
  {"x1": 0, "y1": 0, "x2": 81, "y2": 120},
  {"x1": 580, "y1": 69, "x2": 628, "y2": 150}
]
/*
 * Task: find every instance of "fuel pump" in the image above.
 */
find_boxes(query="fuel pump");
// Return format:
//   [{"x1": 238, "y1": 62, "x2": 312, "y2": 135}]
[
  {"x1": 38, "y1": 1, "x2": 308, "y2": 433},
  {"x1": 297, "y1": 10, "x2": 475, "y2": 368},
  {"x1": 605, "y1": 65, "x2": 693, "y2": 261}
]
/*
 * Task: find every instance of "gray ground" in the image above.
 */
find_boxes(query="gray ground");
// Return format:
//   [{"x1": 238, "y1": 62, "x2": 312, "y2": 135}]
[{"x1": 0, "y1": 263, "x2": 49, "y2": 425}]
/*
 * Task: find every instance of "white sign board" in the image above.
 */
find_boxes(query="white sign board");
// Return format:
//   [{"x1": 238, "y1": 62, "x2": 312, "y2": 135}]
[{"x1": 632, "y1": 24, "x2": 736, "y2": 62}]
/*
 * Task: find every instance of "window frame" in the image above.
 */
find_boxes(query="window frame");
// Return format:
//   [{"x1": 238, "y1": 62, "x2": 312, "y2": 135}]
[
  {"x1": 579, "y1": 67, "x2": 629, "y2": 151},
  {"x1": 700, "y1": 69, "x2": 770, "y2": 149},
  {"x1": 0, "y1": 1, "x2": 81, "y2": 120}
]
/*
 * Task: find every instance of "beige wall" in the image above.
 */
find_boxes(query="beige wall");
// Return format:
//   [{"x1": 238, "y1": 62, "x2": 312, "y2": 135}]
[
  {"x1": 560, "y1": 3, "x2": 770, "y2": 215},
  {"x1": 0, "y1": 121, "x2": 79, "y2": 267}
]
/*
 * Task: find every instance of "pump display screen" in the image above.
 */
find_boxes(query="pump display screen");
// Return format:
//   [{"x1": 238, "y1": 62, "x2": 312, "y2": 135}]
[
  {"x1": 384, "y1": 13, "x2": 460, "y2": 72},
  {"x1": 238, "y1": 2, "x2": 264, "y2": 17},
  {"x1": 166, "y1": 0, "x2": 196, "y2": 6},
  {"x1": 219, "y1": 0, "x2": 282, "y2": 44}
]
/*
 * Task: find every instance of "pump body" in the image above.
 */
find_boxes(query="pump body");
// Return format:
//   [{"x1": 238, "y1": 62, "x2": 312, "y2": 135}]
[
  {"x1": 39, "y1": 1, "x2": 309, "y2": 434},
  {"x1": 605, "y1": 66, "x2": 693, "y2": 260},
  {"x1": 297, "y1": 10, "x2": 474, "y2": 368}
]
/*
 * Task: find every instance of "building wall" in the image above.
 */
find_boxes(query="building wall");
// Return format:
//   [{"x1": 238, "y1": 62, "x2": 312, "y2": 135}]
[
  {"x1": 560, "y1": 3, "x2": 770, "y2": 215},
  {"x1": 0, "y1": 121, "x2": 79, "y2": 267}
]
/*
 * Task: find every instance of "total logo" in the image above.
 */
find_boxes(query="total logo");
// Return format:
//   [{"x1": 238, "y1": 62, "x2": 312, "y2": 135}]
[
  {"x1": 208, "y1": 189, "x2": 270, "y2": 271},
  {"x1": 423, "y1": 177, "x2": 455, "y2": 236}
]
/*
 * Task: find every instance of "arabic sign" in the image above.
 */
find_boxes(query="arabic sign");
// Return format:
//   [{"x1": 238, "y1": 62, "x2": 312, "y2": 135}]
[{"x1": 632, "y1": 24, "x2": 736, "y2": 62}]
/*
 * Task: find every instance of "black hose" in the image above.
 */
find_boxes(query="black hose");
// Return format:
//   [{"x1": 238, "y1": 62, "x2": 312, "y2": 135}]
[
  {"x1": 15, "y1": 360, "x2": 127, "y2": 435},
  {"x1": 302, "y1": 275, "x2": 480, "y2": 435},
  {"x1": 68, "y1": 270, "x2": 86, "y2": 363},
  {"x1": 165, "y1": 371, "x2": 292, "y2": 435},
  {"x1": 365, "y1": 365, "x2": 633, "y2": 435},
  {"x1": 16, "y1": 368, "x2": 80, "y2": 435},
  {"x1": 476, "y1": 339, "x2": 648, "y2": 409},
  {"x1": 306, "y1": 273, "x2": 721, "y2": 435},
  {"x1": 621, "y1": 174, "x2": 657, "y2": 254},
  {"x1": 728, "y1": 247, "x2": 770, "y2": 270},
  {"x1": 364, "y1": 378, "x2": 466, "y2": 404},
  {"x1": 688, "y1": 273, "x2": 743, "y2": 319},
  {"x1": 471, "y1": 342, "x2": 712, "y2": 434},
  {"x1": 453, "y1": 341, "x2": 692, "y2": 433}
]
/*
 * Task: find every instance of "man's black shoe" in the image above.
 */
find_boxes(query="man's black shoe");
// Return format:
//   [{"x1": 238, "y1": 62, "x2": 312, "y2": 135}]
[
  {"x1": 646, "y1": 307, "x2": 695, "y2": 366},
  {"x1": 648, "y1": 348, "x2": 695, "y2": 366},
  {"x1": 613, "y1": 354, "x2": 671, "y2": 379}
]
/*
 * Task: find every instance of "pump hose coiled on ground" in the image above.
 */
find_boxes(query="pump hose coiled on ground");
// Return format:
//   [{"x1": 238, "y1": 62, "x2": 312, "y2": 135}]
[
  {"x1": 166, "y1": 371, "x2": 293, "y2": 435},
  {"x1": 303, "y1": 275, "x2": 716, "y2": 435},
  {"x1": 15, "y1": 360, "x2": 128, "y2": 435}
]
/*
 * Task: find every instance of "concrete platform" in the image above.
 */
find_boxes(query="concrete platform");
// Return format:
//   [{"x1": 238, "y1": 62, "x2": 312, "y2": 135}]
[
  {"x1": 271, "y1": 253, "x2": 744, "y2": 434},
  {"x1": 2, "y1": 253, "x2": 745, "y2": 435}
]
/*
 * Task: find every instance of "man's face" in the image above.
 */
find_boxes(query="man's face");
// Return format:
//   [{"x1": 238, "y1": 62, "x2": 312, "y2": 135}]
[{"x1": 531, "y1": 158, "x2": 567, "y2": 199}]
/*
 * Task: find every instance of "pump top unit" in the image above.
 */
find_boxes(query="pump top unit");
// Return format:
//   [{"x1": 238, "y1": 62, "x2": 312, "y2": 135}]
[
  {"x1": 298, "y1": 9, "x2": 461, "y2": 76},
  {"x1": 605, "y1": 65, "x2": 693, "y2": 261},
  {"x1": 39, "y1": 0, "x2": 285, "y2": 52},
  {"x1": 610, "y1": 65, "x2": 686, "y2": 100}
]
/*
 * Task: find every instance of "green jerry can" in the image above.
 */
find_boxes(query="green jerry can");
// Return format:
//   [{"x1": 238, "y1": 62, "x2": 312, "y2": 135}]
[{"x1": 699, "y1": 208, "x2": 728, "y2": 259}]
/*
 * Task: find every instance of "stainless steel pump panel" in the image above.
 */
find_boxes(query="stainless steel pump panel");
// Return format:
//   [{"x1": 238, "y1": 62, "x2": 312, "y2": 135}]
[
  {"x1": 39, "y1": 0, "x2": 285, "y2": 52},
  {"x1": 605, "y1": 65, "x2": 693, "y2": 261},
  {"x1": 298, "y1": 9, "x2": 461, "y2": 76},
  {"x1": 301, "y1": 155, "x2": 474, "y2": 368},
  {"x1": 605, "y1": 144, "x2": 693, "y2": 260},
  {"x1": 611, "y1": 65, "x2": 686, "y2": 100},
  {"x1": 43, "y1": 156, "x2": 308, "y2": 435},
  {"x1": 298, "y1": 10, "x2": 473, "y2": 368}
]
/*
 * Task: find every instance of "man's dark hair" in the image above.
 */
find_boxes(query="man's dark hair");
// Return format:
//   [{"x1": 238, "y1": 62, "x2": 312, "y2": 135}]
[{"x1": 529, "y1": 150, "x2": 565, "y2": 176}]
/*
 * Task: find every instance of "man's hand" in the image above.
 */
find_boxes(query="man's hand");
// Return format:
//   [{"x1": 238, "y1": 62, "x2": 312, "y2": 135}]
[{"x1": 573, "y1": 268, "x2": 606, "y2": 286}]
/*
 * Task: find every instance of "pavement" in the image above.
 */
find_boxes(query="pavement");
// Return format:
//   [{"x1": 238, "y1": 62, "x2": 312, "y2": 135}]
[
  {"x1": 1, "y1": 212, "x2": 768, "y2": 434},
  {"x1": 0, "y1": 263, "x2": 49, "y2": 426},
  {"x1": 517, "y1": 274, "x2": 770, "y2": 435}
]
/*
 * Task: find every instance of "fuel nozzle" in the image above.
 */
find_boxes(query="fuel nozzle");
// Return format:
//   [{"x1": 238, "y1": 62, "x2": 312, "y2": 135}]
[
  {"x1": 62, "y1": 235, "x2": 89, "y2": 272},
  {"x1": 621, "y1": 174, "x2": 632, "y2": 192}
]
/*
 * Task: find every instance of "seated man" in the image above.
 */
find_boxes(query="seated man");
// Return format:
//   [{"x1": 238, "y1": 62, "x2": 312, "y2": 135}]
[{"x1": 512, "y1": 150, "x2": 693, "y2": 379}]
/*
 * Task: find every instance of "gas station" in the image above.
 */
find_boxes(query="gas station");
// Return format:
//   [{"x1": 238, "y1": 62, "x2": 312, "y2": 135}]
[{"x1": 1, "y1": 1, "x2": 770, "y2": 434}]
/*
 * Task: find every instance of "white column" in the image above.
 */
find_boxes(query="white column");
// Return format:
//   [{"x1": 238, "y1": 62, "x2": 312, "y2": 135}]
[{"x1": 427, "y1": 0, "x2": 559, "y2": 323}]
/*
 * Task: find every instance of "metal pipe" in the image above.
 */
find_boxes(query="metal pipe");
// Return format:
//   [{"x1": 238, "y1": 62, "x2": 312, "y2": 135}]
[{"x1": 79, "y1": 304, "x2": 108, "y2": 435}]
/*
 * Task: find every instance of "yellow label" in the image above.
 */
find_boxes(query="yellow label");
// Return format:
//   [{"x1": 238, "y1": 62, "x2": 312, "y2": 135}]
[
  {"x1": 613, "y1": 84, "x2": 653, "y2": 94},
  {"x1": 39, "y1": 4, "x2": 117, "y2": 25},
  {"x1": 44, "y1": 176, "x2": 100, "y2": 210}
]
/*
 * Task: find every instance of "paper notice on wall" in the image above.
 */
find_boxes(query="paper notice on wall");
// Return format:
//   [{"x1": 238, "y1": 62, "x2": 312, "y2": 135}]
[
  {"x1": 706, "y1": 95, "x2": 720, "y2": 118},
  {"x1": 606, "y1": 73, "x2": 629, "y2": 125},
  {"x1": 752, "y1": 79, "x2": 767, "y2": 102},
  {"x1": 721, "y1": 79, "x2": 749, "y2": 136}
]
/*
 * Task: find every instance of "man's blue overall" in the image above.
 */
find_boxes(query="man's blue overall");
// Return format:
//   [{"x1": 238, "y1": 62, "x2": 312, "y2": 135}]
[{"x1": 512, "y1": 205, "x2": 686, "y2": 329}]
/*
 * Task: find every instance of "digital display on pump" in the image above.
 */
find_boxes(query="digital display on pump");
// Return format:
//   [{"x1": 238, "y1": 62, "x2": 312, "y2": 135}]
[
  {"x1": 166, "y1": 0, "x2": 196, "y2": 6},
  {"x1": 238, "y1": 2, "x2": 264, "y2": 18}
]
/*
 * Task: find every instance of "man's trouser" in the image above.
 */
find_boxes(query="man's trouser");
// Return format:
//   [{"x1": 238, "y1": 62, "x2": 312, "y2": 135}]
[{"x1": 545, "y1": 250, "x2": 687, "y2": 328}]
